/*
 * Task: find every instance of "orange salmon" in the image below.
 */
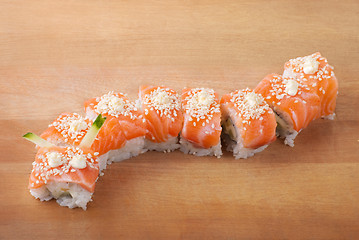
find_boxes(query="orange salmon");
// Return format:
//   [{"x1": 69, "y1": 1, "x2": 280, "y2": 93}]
[{"x1": 283, "y1": 52, "x2": 338, "y2": 118}]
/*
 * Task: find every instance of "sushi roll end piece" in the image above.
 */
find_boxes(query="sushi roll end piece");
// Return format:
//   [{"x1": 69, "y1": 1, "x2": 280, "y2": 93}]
[
  {"x1": 221, "y1": 89, "x2": 277, "y2": 159},
  {"x1": 29, "y1": 145, "x2": 100, "y2": 210},
  {"x1": 26, "y1": 116, "x2": 106, "y2": 210},
  {"x1": 283, "y1": 52, "x2": 338, "y2": 119}
]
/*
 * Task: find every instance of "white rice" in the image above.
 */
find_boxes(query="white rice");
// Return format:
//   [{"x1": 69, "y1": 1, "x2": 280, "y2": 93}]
[
  {"x1": 273, "y1": 107, "x2": 299, "y2": 147},
  {"x1": 30, "y1": 182, "x2": 93, "y2": 210},
  {"x1": 222, "y1": 134, "x2": 268, "y2": 159},
  {"x1": 322, "y1": 113, "x2": 335, "y2": 120},
  {"x1": 145, "y1": 136, "x2": 180, "y2": 152},
  {"x1": 97, "y1": 155, "x2": 109, "y2": 175},
  {"x1": 179, "y1": 136, "x2": 222, "y2": 158},
  {"x1": 281, "y1": 131, "x2": 298, "y2": 147},
  {"x1": 105, "y1": 137, "x2": 146, "y2": 164}
]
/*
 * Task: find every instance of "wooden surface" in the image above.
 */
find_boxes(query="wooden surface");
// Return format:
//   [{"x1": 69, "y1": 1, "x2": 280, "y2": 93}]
[{"x1": 1, "y1": 0, "x2": 359, "y2": 239}]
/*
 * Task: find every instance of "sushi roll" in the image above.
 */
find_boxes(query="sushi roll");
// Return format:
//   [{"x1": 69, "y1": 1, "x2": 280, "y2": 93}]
[
  {"x1": 180, "y1": 88, "x2": 222, "y2": 157},
  {"x1": 220, "y1": 89, "x2": 277, "y2": 159},
  {"x1": 40, "y1": 112, "x2": 109, "y2": 171},
  {"x1": 282, "y1": 52, "x2": 338, "y2": 119},
  {"x1": 24, "y1": 115, "x2": 106, "y2": 210},
  {"x1": 84, "y1": 91, "x2": 147, "y2": 164},
  {"x1": 139, "y1": 85, "x2": 183, "y2": 152},
  {"x1": 255, "y1": 74, "x2": 321, "y2": 147}
]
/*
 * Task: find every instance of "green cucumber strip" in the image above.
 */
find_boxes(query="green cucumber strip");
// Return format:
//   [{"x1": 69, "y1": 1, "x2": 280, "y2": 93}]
[
  {"x1": 79, "y1": 114, "x2": 106, "y2": 148},
  {"x1": 23, "y1": 132, "x2": 55, "y2": 148}
]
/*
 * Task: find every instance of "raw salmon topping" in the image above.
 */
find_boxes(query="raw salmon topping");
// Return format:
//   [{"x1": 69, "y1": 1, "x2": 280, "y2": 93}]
[
  {"x1": 183, "y1": 88, "x2": 220, "y2": 124},
  {"x1": 49, "y1": 113, "x2": 91, "y2": 143},
  {"x1": 94, "y1": 91, "x2": 138, "y2": 119},
  {"x1": 143, "y1": 87, "x2": 181, "y2": 120},
  {"x1": 229, "y1": 89, "x2": 271, "y2": 123},
  {"x1": 284, "y1": 52, "x2": 335, "y2": 84},
  {"x1": 29, "y1": 147, "x2": 98, "y2": 188},
  {"x1": 283, "y1": 53, "x2": 338, "y2": 118},
  {"x1": 263, "y1": 75, "x2": 310, "y2": 103}
]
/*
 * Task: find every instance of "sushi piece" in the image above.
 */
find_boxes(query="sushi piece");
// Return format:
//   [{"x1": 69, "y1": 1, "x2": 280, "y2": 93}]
[
  {"x1": 180, "y1": 88, "x2": 222, "y2": 157},
  {"x1": 24, "y1": 115, "x2": 106, "y2": 210},
  {"x1": 28, "y1": 145, "x2": 99, "y2": 210},
  {"x1": 220, "y1": 89, "x2": 277, "y2": 159},
  {"x1": 138, "y1": 85, "x2": 183, "y2": 152},
  {"x1": 255, "y1": 74, "x2": 321, "y2": 147},
  {"x1": 84, "y1": 91, "x2": 147, "y2": 164},
  {"x1": 282, "y1": 52, "x2": 338, "y2": 119},
  {"x1": 40, "y1": 113, "x2": 107, "y2": 171}
]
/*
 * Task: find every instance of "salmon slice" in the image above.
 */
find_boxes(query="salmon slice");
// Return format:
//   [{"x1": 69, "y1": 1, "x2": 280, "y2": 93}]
[
  {"x1": 29, "y1": 146, "x2": 99, "y2": 193},
  {"x1": 255, "y1": 74, "x2": 321, "y2": 132},
  {"x1": 41, "y1": 113, "x2": 92, "y2": 147},
  {"x1": 221, "y1": 88, "x2": 277, "y2": 150},
  {"x1": 84, "y1": 91, "x2": 146, "y2": 156},
  {"x1": 181, "y1": 88, "x2": 222, "y2": 149},
  {"x1": 139, "y1": 85, "x2": 183, "y2": 143},
  {"x1": 283, "y1": 52, "x2": 338, "y2": 118}
]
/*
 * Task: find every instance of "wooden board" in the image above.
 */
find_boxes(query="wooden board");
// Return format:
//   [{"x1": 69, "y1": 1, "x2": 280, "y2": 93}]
[{"x1": 1, "y1": 0, "x2": 359, "y2": 239}]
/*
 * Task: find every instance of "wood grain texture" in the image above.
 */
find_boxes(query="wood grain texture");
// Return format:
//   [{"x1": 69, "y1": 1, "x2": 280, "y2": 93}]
[{"x1": 1, "y1": 0, "x2": 359, "y2": 239}]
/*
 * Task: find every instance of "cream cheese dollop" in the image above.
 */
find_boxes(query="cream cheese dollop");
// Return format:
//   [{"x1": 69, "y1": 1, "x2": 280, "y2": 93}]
[
  {"x1": 69, "y1": 155, "x2": 87, "y2": 169},
  {"x1": 197, "y1": 91, "x2": 214, "y2": 106},
  {"x1": 47, "y1": 152, "x2": 63, "y2": 168},
  {"x1": 108, "y1": 96, "x2": 125, "y2": 112},
  {"x1": 69, "y1": 120, "x2": 87, "y2": 133},
  {"x1": 244, "y1": 92, "x2": 262, "y2": 108},
  {"x1": 303, "y1": 57, "x2": 319, "y2": 74},
  {"x1": 153, "y1": 91, "x2": 171, "y2": 105},
  {"x1": 285, "y1": 79, "x2": 299, "y2": 96}
]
